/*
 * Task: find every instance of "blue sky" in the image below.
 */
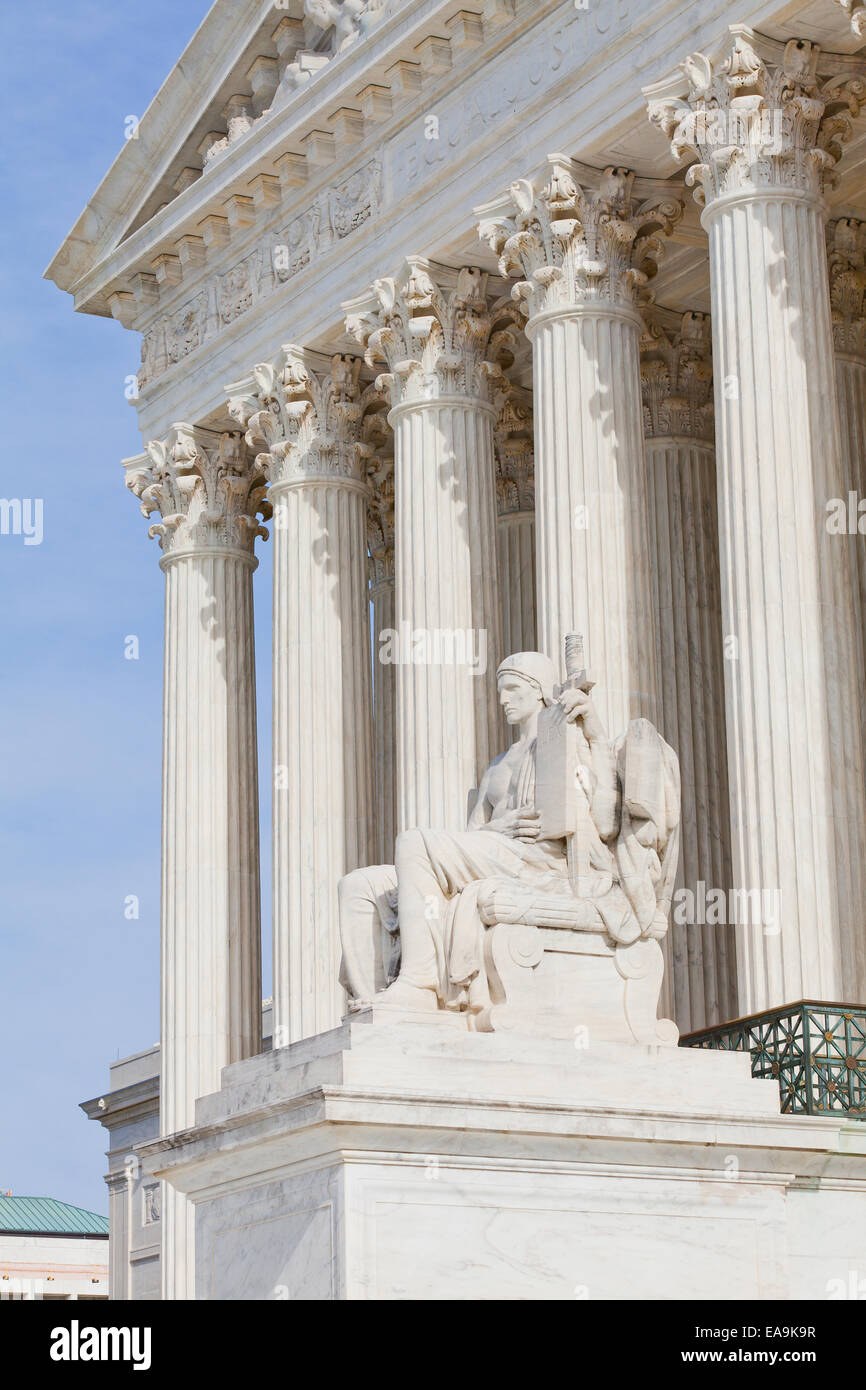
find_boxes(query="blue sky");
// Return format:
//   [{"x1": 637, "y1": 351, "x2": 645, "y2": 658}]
[{"x1": 0, "y1": 1, "x2": 274, "y2": 1216}]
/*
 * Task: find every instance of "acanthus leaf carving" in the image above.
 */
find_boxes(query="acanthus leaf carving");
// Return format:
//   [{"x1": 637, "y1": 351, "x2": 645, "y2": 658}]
[
  {"x1": 494, "y1": 384, "x2": 534, "y2": 515},
  {"x1": 828, "y1": 217, "x2": 866, "y2": 358},
  {"x1": 126, "y1": 426, "x2": 271, "y2": 559},
  {"x1": 344, "y1": 258, "x2": 520, "y2": 407},
  {"x1": 229, "y1": 347, "x2": 387, "y2": 488},
  {"x1": 646, "y1": 27, "x2": 866, "y2": 207},
  {"x1": 639, "y1": 309, "x2": 714, "y2": 443},
  {"x1": 363, "y1": 412, "x2": 395, "y2": 588},
  {"x1": 476, "y1": 157, "x2": 682, "y2": 320},
  {"x1": 836, "y1": 1, "x2": 866, "y2": 39}
]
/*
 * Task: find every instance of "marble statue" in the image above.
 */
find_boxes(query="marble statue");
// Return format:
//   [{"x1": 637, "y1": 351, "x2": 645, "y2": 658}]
[
  {"x1": 304, "y1": 0, "x2": 371, "y2": 53},
  {"x1": 339, "y1": 635, "x2": 682, "y2": 1043}
]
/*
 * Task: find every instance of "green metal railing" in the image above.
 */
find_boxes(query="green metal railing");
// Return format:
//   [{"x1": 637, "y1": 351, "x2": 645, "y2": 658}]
[{"x1": 681, "y1": 1001, "x2": 866, "y2": 1115}]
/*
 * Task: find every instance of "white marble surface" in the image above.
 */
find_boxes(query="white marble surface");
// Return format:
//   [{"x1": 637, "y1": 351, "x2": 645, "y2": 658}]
[
  {"x1": 126, "y1": 426, "x2": 266, "y2": 1299},
  {"x1": 138, "y1": 1015, "x2": 866, "y2": 1300},
  {"x1": 641, "y1": 307, "x2": 737, "y2": 1032},
  {"x1": 229, "y1": 348, "x2": 376, "y2": 1045},
  {"x1": 477, "y1": 160, "x2": 679, "y2": 732},
  {"x1": 649, "y1": 28, "x2": 866, "y2": 1012},
  {"x1": 346, "y1": 259, "x2": 508, "y2": 828}
]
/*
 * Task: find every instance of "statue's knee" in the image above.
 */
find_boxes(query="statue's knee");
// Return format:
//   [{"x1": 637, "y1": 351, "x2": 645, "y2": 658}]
[
  {"x1": 338, "y1": 868, "x2": 368, "y2": 905},
  {"x1": 395, "y1": 828, "x2": 423, "y2": 861}
]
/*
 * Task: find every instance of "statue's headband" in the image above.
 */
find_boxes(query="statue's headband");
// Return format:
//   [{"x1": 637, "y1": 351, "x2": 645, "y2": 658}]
[{"x1": 496, "y1": 652, "x2": 558, "y2": 706}]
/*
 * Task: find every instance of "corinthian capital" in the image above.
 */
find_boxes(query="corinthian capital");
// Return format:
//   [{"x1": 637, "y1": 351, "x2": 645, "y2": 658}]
[
  {"x1": 125, "y1": 426, "x2": 270, "y2": 560},
  {"x1": 476, "y1": 157, "x2": 683, "y2": 320},
  {"x1": 828, "y1": 218, "x2": 866, "y2": 358},
  {"x1": 646, "y1": 26, "x2": 866, "y2": 207},
  {"x1": 226, "y1": 348, "x2": 385, "y2": 488},
  {"x1": 640, "y1": 308, "x2": 714, "y2": 443},
  {"x1": 343, "y1": 258, "x2": 520, "y2": 408},
  {"x1": 358, "y1": 410, "x2": 395, "y2": 588},
  {"x1": 495, "y1": 385, "x2": 534, "y2": 515}
]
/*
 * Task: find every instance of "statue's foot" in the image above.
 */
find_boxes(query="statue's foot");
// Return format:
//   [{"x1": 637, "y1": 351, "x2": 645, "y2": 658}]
[{"x1": 375, "y1": 979, "x2": 439, "y2": 1012}]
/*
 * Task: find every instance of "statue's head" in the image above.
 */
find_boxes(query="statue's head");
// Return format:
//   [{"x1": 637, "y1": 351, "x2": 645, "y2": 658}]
[{"x1": 496, "y1": 651, "x2": 557, "y2": 724}]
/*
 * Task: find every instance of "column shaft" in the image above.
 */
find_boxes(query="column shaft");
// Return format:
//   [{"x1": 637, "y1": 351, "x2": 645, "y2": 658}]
[
  {"x1": 495, "y1": 384, "x2": 537, "y2": 675},
  {"x1": 708, "y1": 192, "x2": 865, "y2": 1008},
  {"x1": 272, "y1": 477, "x2": 373, "y2": 1041},
  {"x1": 346, "y1": 261, "x2": 510, "y2": 831},
  {"x1": 391, "y1": 398, "x2": 497, "y2": 828},
  {"x1": 370, "y1": 573, "x2": 397, "y2": 862},
  {"x1": 497, "y1": 513, "x2": 536, "y2": 656},
  {"x1": 646, "y1": 436, "x2": 736, "y2": 1028},
  {"x1": 127, "y1": 424, "x2": 267, "y2": 1301},
  {"x1": 531, "y1": 307, "x2": 658, "y2": 730},
  {"x1": 829, "y1": 217, "x2": 866, "y2": 778},
  {"x1": 647, "y1": 29, "x2": 866, "y2": 1012},
  {"x1": 160, "y1": 547, "x2": 261, "y2": 1298}
]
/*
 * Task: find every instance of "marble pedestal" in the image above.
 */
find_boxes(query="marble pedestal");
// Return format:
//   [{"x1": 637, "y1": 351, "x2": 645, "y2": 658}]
[{"x1": 140, "y1": 1014, "x2": 866, "y2": 1301}]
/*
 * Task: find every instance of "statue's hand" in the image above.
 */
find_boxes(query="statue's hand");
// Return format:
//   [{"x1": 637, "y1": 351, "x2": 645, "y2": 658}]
[
  {"x1": 558, "y1": 688, "x2": 607, "y2": 743},
  {"x1": 493, "y1": 805, "x2": 541, "y2": 841}
]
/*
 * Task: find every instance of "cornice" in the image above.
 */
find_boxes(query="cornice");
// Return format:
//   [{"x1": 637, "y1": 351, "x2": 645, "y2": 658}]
[
  {"x1": 80, "y1": 1076, "x2": 160, "y2": 1133},
  {"x1": 46, "y1": 0, "x2": 531, "y2": 316}
]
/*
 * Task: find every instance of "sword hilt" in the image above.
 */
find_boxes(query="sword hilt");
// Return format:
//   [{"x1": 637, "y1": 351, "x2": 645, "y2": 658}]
[{"x1": 563, "y1": 631, "x2": 595, "y2": 692}]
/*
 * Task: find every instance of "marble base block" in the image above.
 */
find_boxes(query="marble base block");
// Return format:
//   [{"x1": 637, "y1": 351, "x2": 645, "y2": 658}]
[{"x1": 140, "y1": 1014, "x2": 866, "y2": 1301}]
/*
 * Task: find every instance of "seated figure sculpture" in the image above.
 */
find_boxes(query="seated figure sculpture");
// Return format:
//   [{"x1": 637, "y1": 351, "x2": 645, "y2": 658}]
[{"x1": 339, "y1": 636, "x2": 682, "y2": 1044}]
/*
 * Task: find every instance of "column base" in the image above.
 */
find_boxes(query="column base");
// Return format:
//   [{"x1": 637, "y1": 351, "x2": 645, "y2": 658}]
[{"x1": 140, "y1": 1012, "x2": 866, "y2": 1300}]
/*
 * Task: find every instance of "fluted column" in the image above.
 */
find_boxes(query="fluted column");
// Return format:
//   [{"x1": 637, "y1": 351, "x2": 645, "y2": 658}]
[
  {"x1": 648, "y1": 27, "x2": 866, "y2": 1011},
  {"x1": 126, "y1": 425, "x2": 267, "y2": 1301},
  {"x1": 828, "y1": 218, "x2": 866, "y2": 770},
  {"x1": 495, "y1": 385, "x2": 537, "y2": 669},
  {"x1": 364, "y1": 421, "x2": 398, "y2": 862},
  {"x1": 230, "y1": 350, "x2": 376, "y2": 1045},
  {"x1": 478, "y1": 161, "x2": 683, "y2": 732},
  {"x1": 640, "y1": 307, "x2": 736, "y2": 1030},
  {"x1": 346, "y1": 261, "x2": 514, "y2": 828}
]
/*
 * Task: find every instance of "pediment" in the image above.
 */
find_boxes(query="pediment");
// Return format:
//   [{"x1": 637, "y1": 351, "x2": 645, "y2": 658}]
[{"x1": 45, "y1": 0, "x2": 396, "y2": 297}]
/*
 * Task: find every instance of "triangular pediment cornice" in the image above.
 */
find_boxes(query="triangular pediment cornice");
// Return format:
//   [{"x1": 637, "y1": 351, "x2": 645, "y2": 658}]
[
  {"x1": 46, "y1": 0, "x2": 277, "y2": 292},
  {"x1": 45, "y1": 0, "x2": 525, "y2": 304}
]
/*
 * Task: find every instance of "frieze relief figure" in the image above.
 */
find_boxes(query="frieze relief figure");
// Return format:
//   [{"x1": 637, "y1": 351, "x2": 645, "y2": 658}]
[
  {"x1": 305, "y1": 0, "x2": 372, "y2": 53},
  {"x1": 339, "y1": 634, "x2": 681, "y2": 1044}
]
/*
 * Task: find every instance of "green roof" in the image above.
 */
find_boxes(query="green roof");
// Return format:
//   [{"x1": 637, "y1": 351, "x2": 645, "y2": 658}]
[{"x1": 0, "y1": 1196, "x2": 108, "y2": 1236}]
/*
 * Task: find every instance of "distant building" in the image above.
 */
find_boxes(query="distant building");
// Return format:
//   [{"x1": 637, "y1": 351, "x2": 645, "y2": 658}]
[
  {"x1": 0, "y1": 1196, "x2": 108, "y2": 1300},
  {"x1": 81, "y1": 1003, "x2": 272, "y2": 1299}
]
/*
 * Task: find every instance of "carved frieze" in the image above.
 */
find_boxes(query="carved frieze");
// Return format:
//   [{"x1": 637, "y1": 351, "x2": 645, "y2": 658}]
[
  {"x1": 330, "y1": 161, "x2": 383, "y2": 239},
  {"x1": 139, "y1": 158, "x2": 382, "y2": 391}
]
